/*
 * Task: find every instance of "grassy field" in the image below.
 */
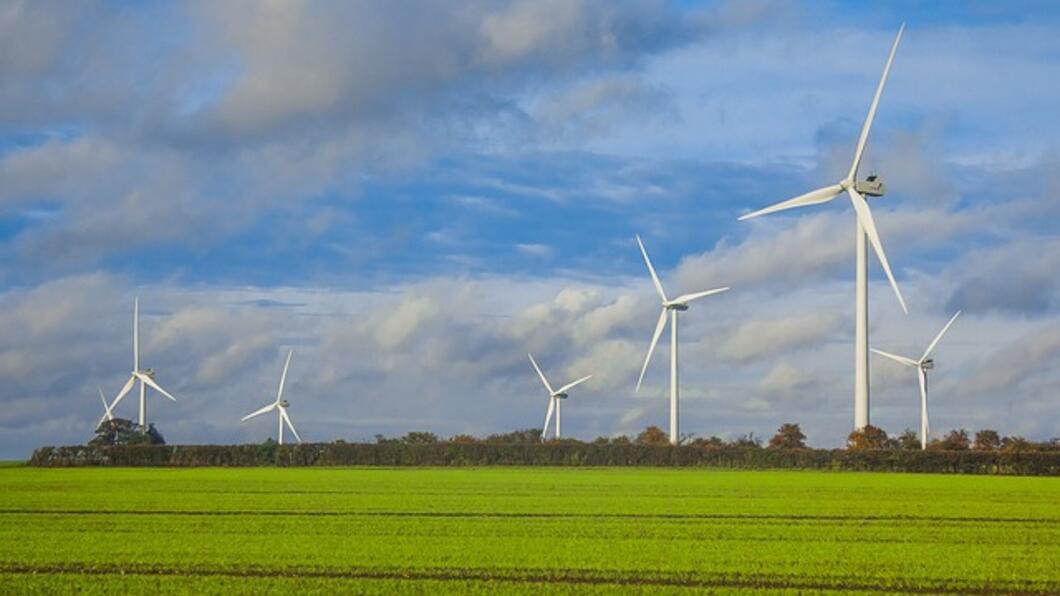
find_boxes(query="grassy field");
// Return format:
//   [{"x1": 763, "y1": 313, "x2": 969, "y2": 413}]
[{"x1": 0, "y1": 466, "x2": 1058, "y2": 594}]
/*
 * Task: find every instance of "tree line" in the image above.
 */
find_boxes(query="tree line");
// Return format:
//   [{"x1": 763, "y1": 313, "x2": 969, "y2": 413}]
[{"x1": 29, "y1": 422, "x2": 1060, "y2": 474}]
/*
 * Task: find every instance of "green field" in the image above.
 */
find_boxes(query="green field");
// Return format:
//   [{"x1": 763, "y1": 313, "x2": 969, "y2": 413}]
[{"x1": 1, "y1": 466, "x2": 1058, "y2": 594}]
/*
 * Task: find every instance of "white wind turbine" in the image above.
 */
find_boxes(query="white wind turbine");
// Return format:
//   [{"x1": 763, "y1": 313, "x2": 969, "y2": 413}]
[
  {"x1": 528, "y1": 353, "x2": 591, "y2": 440},
  {"x1": 241, "y1": 349, "x2": 301, "y2": 445},
  {"x1": 106, "y1": 297, "x2": 177, "y2": 432},
  {"x1": 96, "y1": 387, "x2": 115, "y2": 429},
  {"x1": 635, "y1": 235, "x2": 730, "y2": 445},
  {"x1": 872, "y1": 311, "x2": 960, "y2": 450},
  {"x1": 738, "y1": 25, "x2": 908, "y2": 430}
]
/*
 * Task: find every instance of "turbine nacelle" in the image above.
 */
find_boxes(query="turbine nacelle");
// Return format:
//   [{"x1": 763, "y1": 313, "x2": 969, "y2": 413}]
[
  {"x1": 920, "y1": 358, "x2": 934, "y2": 371},
  {"x1": 278, "y1": 399, "x2": 290, "y2": 408},
  {"x1": 663, "y1": 302, "x2": 690, "y2": 311},
  {"x1": 853, "y1": 175, "x2": 886, "y2": 197}
]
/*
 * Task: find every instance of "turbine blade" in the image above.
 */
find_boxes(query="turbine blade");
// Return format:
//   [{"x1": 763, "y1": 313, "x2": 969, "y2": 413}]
[
  {"x1": 276, "y1": 349, "x2": 293, "y2": 403},
  {"x1": 136, "y1": 371, "x2": 176, "y2": 401},
  {"x1": 555, "y1": 375, "x2": 592, "y2": 395},
  {"x1": 737, "y1": 184, "x2": 844, "y2": 221},
  {"x1": 870, "y1": 348, "x2": 919, "y2": 367},
  {"x1": 542, "y1": 396, "x2": 555, "y2": 436},
  {"x1": 847, "y1": 24, "x2": 904, "y2": 182},
  {"x1": 673, "y1": 287, "x2": 730, "y2": 305},
  {"x1": 241, "y1": 402, "x2": 277, "y2": 421},
  {"x1": 636, "y1": 309, "x2": 669, "y2": 392},
  {"x1": 527, "y1": 353, "x2": 554, "y2": 394},
  {"x1": 281, "y1": 407, "x2": 301, "y2": 443},
  {"x1": 110, "y1": 375, "x2": 137, "y2": 412},
  {"x1": 133, "y1": 297, "x2": 140, "y2": 371},
  {"x1": 848, "y1": 188, "x2": 907, "y2": 314},
  {"x1": 98, "y1": 387, "x2": 114, "y2": 421},
  {"x1": 921, "y1": 311, "x2": 960, "y2": 361},
  {"x1": 636, "y1": 235, "x2": 668, "y2": 302}
]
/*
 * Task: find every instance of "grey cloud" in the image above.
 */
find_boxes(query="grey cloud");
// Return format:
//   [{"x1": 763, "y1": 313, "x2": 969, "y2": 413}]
[{"x1": 720, "y1": 312, "x2": 844, "y2": 363}]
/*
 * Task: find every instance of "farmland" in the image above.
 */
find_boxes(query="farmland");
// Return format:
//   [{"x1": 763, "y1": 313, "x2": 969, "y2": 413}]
[{"x1": 0, "y1": 467, "x2": 1058, "y2": 593}]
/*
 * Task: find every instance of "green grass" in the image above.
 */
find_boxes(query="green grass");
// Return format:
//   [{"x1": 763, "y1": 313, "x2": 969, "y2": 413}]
[{"x1": 1, "y1": 467, "x2": 1058, "y2": 594}]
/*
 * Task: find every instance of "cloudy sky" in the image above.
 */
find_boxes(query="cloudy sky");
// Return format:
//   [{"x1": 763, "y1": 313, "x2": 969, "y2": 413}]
[{"x1": 2, "y1": 1, "x2": 1058, "y2": 457}]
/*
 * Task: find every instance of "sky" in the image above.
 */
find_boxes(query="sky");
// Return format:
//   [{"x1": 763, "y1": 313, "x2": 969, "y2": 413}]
[{"x1": 1, "y1": 0, "x2": 1059, "y2": 458}]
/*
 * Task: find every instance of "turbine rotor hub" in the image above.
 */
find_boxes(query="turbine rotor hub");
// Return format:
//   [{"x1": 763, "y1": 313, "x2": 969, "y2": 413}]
[
  {"x1": 279, "y1": 399, "x2": 290, "y2": 408},
  {"x1": 921, "y1": 359, "x2": 934, "y2": 370}
]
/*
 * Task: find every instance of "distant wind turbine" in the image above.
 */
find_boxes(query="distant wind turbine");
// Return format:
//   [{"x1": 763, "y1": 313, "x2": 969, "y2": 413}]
[
  {"x1": 241, "y1": 349, "x2": 301, "y2": 445},
  {"x1": 528, "y1": 353, "x2": 591, "y2": 440},
  {"x1": 106, "y1": 297, "x2": 177, "y2": 433},
  {"x1": 635, "y1": 235, "x2": 729, "y2": 445},
  {"x1": 872, "y1": 311, "x2": 960, "y2": 450},
  {"x1": 738, "y1": 25, "x2": 908, "y2": 430},
  {"x1": 96, "y1": 387, "x2": 115, "y2": 429}
]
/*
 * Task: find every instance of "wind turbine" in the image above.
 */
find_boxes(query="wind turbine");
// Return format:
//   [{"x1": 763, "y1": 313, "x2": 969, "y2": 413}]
[
  {"x1": 635, "y1": 235, "x2": 730, "y2": 445},
  {"x1": 738, "y1": 25, "x2": 908, "y2": 430},
  {"x1": 241, "y1": 349, "x2": 301, "y2": 445},
  {"x1": 528, "y1": 353, "x2": 591, "y2": 440},
  {"x1": 872, "y1": 311, "x2": 960, "y2": 450},
  {"x1": 95, "y1": 387, "x2": 115, "y2": 429},
  {"x1": 106, "y1": 297, "x2": 177, "y2": 433}
]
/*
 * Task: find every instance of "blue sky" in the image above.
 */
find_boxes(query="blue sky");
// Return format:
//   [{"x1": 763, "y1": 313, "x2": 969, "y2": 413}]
[{"x1": 1, "y1": 1, "x2": 1058, "y2": 457}]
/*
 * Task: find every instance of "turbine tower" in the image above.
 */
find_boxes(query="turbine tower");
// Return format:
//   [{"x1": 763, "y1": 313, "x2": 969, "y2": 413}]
[
  {"x1": 241, "y1": 349, "x2": 302, "y2": 445},
  {"x1": 528, "y1": 353, "x2": 591, "y2": 440},
  {"x1": 738, "y1": 25, "x2": 908, "y2": 430},
  {"x1": 635, "y1": 235, "x2": 729, "y2": 445},
  {"x1": 106, "y1": 297, "x2": 177, "y2": 432},
  {"x1": 872, "y1": 311, "x2": 960, "y2": 450}
]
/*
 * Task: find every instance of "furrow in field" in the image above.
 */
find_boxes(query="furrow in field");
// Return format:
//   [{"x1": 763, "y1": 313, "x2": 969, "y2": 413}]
[{"x1": 0, "y1": 563, "x2": 1057, "y2": 595}]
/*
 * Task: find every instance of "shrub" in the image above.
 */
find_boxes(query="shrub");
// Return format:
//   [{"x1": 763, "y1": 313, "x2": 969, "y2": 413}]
[
  {"x1": 767, "y1": 423, "x2": 807, "y2": 450},
  {"x1": 847, "y1": 425, "x2": 889, "y2": 450}
]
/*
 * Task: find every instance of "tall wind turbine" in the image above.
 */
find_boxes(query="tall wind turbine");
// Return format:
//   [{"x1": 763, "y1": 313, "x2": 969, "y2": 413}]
[
  {"x1": 738, "y1": 25, "x2": 908, "y2": 430},
  {"x1": 635, "y1": 235, "x2": 729, "y2": 445},
  {"x1": 106, "y1": 297, "x2": 177, "y2": 432},
  {"x1": 96, "y1": 387, "x2": 115, "y2": 429},
  {"x1": 528, "y1": 353, "x2": 591, "y2": 440},
  {"x1": 872, "y1": 311, "x2": 960, "y2": 450},
  {"x1": 241, "y1": 349, "x2": 301, "y2": 445}
]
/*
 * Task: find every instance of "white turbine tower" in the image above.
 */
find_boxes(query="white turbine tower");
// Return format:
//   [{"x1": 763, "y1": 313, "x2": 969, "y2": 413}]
[
  {"x1": 872, "y1": 311, "x2": 960, "y2": 450},
  {"x1": 738, "y1": 25, "x2": 908, "y2": 430},
  {"x1": 635, "y1": 235, "x2": 730, "y2": 445},
  {"x1": 528, "y1": 353, "x2": 591, "y2": 440},
  {"x1": 96, "y1": 387, "x2": 115, "y2": 429},
  {"x1": 241, "y1": 349, "x2": 302, "y2": 445},
  {"x1": 106, "y1": 297, "x2": 177, "y2": 432}
]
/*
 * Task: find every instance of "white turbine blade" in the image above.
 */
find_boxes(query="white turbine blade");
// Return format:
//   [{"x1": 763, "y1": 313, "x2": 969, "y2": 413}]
[
  {"x1": 111, "y1": 375, "x2": 137, "y2": 411},
  {"x1": 276, "y1": 349, "x2": 293, "y2": 403},
  {"x1": 847, "y1": 24, "x2": 904, "y2": 182},
  {"x1": 847, "y1": 188, "x2": 907, "y2": 314},
  {"x1": 673, "y1": 287, "x2": 730, "y2": 305},
  {"x1": 241, "y1": 402, "x2": 277, "y2": 421},
  {"x1": 133, "y1": 296, "x2": 140, "y2": 371},
  {"x1": 636, "y1": 235, "x2": 668, "y2": 302},
  {"x1": 555, "y1": 375, "x2": 592, "y2": 395},
  {"x1": 636, "y1": 309, "x2": 669, "y2": 392},
  {"x1": 136, "y1": 371, "x2": 176, "y2": 401},
  {"x1": 527, "y1": 353, "x2": 554, "y2": 394},
  {"x1": 280, "y1": 407, "x2": 301, "y2": 443},
  {"x1": 921, "y1": 311, "x2": 961, "y2": 362},
  {"x1": 542, "y1": 397, "x2": 555, "y2": 436},
  {"x1": 737, "y1": 184, "x2": 844, "y2": 221},
  {"x1": 98, "y1": 388, "x2": 114, "y2": 421},
  {"x1": 870, "y1": 348, "x2": 918, "y2": 367}
]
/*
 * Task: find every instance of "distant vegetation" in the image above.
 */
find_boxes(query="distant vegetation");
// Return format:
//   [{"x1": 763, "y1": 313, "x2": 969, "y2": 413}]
[{"x1": 31, "y1": 423, "x2": 1060, "y2": 475}]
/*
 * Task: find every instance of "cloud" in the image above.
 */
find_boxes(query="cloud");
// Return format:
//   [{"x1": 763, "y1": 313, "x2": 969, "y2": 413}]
[{"x1": 721, "y1": 312, "x2": 844, "y2": 363}]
